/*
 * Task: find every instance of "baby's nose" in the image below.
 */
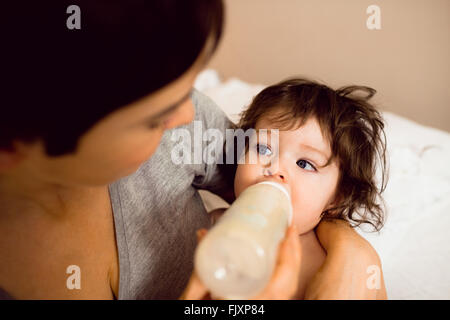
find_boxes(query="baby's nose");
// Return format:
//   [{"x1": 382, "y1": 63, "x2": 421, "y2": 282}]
[
  {"x1": 263, "y1": 168, "x2": 291, "y2": 195},
  {"x1": 263, "y1": 167, "x2": 288, "y2": 182}
]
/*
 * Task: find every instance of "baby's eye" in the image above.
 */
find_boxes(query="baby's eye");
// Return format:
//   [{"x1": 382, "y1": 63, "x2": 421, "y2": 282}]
[
  {"x1": 296, "y1": 159, "x2": 316, "y2": 171},
  {"x1": 256, "y1": 144, "x2": 272, "y2": 156}
]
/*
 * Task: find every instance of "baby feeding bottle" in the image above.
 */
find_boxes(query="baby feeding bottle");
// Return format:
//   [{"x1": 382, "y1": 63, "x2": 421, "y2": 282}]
[{"x1": 194, "y1": 181, "x2": 293, "y2": 299}]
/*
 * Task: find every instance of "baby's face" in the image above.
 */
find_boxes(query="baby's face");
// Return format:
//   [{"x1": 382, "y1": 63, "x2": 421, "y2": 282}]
[{"x1": 234, "y1": 116, "x2": 340, "y2": 235}]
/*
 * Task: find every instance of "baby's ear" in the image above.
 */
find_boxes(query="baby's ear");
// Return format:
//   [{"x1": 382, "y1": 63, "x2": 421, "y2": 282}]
[{"x1": 323, "y1": 192, "x2": 343, "y2": 217}]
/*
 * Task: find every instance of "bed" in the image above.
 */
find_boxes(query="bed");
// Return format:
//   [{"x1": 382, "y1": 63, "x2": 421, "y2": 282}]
[{"x1": 194, "y1": 69, "x2": 450, "y2": 299}]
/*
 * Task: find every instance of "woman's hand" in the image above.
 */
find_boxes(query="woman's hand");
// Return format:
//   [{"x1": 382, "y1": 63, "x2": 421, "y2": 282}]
[
  {"x1": 305, "y1": 219, "x2": 387, "y2": 300},
  {"x1": 180, "y1": 224, "x2": 302, "y2": 300}
]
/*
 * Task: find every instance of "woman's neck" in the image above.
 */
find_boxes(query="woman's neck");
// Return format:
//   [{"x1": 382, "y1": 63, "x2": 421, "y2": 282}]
[{"x1": 0, "y1": 168, "x2": 108, "y2": 219}]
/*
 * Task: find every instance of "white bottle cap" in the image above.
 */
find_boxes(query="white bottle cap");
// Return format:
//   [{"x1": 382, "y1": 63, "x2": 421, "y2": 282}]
[{"x1": 256, "y1": 181, "x2": 293, "y2": 225}]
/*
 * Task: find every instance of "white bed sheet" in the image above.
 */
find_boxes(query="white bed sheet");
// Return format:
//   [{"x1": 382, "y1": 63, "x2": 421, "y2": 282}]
[{"x1": 195, "y1": 69, "x2": 450, "y2": 299}]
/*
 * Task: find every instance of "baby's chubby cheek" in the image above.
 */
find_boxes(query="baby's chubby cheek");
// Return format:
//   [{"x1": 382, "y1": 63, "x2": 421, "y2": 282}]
[
  {"x1": 291, "y1": 207, "x2": 322, "y2": 235},
  {"x1": 233, "y1": 163, "x2": 257, "y2": 198},
  {"x1": 290, "y1": 195, "x2": 324, "y2": 235},
  {"x1": 235, "y1": 165, "x2": 317, "y2": 234}
]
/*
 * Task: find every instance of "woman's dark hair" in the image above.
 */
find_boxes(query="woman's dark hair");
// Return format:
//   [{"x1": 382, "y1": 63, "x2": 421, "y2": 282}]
[
  {"x1": 1, "y1": 1, "x2": 224, "y2": 155},
  {"x1": 238, "y1": 78, "x2": 388, "y2": 232}
]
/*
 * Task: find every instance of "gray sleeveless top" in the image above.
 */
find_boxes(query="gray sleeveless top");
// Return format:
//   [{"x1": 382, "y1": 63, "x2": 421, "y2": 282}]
[{"x1": 0, "y1": 90, "x2": 234, "y2": 299}]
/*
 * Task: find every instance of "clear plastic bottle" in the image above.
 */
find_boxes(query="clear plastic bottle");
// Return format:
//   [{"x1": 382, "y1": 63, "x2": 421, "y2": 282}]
[{"x1": 194, "y1": 181, "x2": 293, "y2": 299}]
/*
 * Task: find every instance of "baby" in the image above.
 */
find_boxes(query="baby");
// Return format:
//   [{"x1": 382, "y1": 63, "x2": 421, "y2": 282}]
[{"x1": 210, "y1": 78, "x2": 387, "y2": 299}]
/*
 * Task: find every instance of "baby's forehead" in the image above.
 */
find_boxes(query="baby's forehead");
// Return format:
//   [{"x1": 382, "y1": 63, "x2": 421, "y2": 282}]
[
  {"x1": 255, "y1": 114, "x2": 333, "y2": 153},
  {"x1": 255, "y1": 113, "x2": 321, "y2": 135}
]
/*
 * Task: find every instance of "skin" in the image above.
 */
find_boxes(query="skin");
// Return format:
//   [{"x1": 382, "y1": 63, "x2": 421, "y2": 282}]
[{"x1": 306, "y1": 219, "x2": 387, "y2": 300}]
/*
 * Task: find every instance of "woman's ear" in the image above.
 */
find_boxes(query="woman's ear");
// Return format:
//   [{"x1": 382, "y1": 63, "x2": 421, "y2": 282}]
[
  {"x1": 0, "y1": 150, "x2": 22, "y2": 171},
  {"x1": 0, "y1": 142, "x2": 28, "y2": 172}
]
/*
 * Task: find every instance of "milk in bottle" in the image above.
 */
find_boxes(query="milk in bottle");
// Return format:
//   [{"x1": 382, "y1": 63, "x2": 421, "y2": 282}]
[{"x1": 194, "y1": 181, "x2": 293, "y2": 299}]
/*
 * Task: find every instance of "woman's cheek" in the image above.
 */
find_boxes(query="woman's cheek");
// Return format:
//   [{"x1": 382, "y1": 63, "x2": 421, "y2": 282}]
[{"x1": 120, "y1": 132, "x2": 164, "y2": 169}]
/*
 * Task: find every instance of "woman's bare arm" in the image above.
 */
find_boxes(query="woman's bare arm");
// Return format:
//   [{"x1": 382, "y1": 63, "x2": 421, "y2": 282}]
[{"x1": 305, "y1": 219, "x2": 387, "y2": 300}]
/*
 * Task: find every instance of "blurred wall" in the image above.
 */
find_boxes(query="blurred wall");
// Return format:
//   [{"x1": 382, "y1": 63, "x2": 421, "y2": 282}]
[{"x1": 208, "y1": 0, "x2": 450, "y2": 132}]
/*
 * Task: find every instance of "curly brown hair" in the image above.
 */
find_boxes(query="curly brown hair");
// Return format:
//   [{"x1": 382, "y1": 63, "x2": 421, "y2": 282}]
[{"x1": 237, "y1": 78, "x2": 387, "y2": 232}]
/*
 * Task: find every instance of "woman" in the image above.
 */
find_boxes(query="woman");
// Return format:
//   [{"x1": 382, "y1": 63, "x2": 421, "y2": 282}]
[{"x1": 0, "y1": 1, "x2": 385, "y2": 299}]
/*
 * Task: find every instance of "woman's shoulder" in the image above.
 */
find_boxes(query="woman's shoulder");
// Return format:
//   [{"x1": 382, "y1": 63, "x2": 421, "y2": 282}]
[{"x1": 0, "y1": 191, "x2": 118, "y2": 299}]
